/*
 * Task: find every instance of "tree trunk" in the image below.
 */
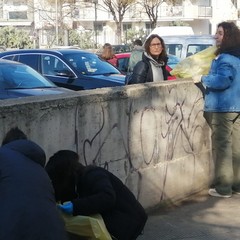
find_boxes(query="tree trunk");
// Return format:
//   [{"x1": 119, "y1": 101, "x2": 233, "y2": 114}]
[{"x1": 116, "y1": 22, "x2": 122, "y2": 44}]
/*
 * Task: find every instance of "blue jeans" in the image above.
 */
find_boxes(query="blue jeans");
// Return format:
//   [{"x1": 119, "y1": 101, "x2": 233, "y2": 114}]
[{"x1": 211, "y1": 112, "x2": 240, "y2": 195}]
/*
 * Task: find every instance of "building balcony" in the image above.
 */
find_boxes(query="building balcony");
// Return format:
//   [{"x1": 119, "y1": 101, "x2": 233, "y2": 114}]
[{"x1": 74, "y1": 5, "x2": 212, "y2": 22}]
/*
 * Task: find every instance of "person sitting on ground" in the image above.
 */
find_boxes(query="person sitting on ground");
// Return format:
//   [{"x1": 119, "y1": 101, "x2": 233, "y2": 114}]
[
  {"x1": 100, "y1": 43, "x2": 118, "y2": 67},
  {"x1": 45, "y1": 150, "x2": 148, "y2": 240},
  {"x1": 0, "y1": 127, "x2": 68, "y2": 240},
  {"x1": 128, "y1": 39, "x2": 144, "y2": 73}
]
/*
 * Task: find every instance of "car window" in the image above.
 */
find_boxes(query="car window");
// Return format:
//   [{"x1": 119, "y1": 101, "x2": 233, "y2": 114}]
[
  {"x1": 41, "y1": 54, "x2": 72, "y2": 76},
  {"x1": 1, "y1": 55, "x2": 18, "y2": 61},
  {"x1": 168, "y1": 54, "x2": 180, "y2": 69},
  {"x1": 0, "y1": 64, "x2": 54, "y2": 89},
  {"x1": 63, "y1": 52, "x2": 120, "y2": 75},
  {"x1": 18, "y1": 54, "x2": 39, "y2": 70},
  {"x1": 112, "y1": 45, "x2": 131, "y2": 53},
  {"x1": 166, "y1": 44, "x2": 183, "y2": 59},
  {"x1": 187, "y1": 44, "x2": 213, "y2": 57},
  {"x1": 117, "y1": 57, "x2": 129, "y2": 73}
]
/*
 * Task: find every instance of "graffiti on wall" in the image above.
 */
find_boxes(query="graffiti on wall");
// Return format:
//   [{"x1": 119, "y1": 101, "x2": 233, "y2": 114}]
[{"x1": 80, "y1": 85, "x2": 208, "y2": 176}]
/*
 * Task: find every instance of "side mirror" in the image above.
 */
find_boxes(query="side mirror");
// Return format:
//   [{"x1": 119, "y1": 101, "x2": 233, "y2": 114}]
[{"x1": 55, "y1": 70, "x2": 75, "y2": 78}]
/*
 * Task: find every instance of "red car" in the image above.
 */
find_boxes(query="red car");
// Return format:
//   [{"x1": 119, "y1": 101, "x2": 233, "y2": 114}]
[{"x1": 115, "y1": 52, "x2": 177, "y2": 80}]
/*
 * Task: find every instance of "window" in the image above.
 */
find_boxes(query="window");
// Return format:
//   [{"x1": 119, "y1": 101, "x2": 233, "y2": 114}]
[
  {"x1": 41, "y1": 55, "x2": 72, "y2": 77},
  {"x1": 187, "y1": 44, "x2": 213, "y2": 56},
  {"x1": 19, "y1": 55, "x2": 39, "y2": 71},
  {"x1": 165, "y1": 44, "x2": 183, "y2": 59},
  {"x1": 117, "y1": 57, "x2": 129, "y2": 74},
  {"x1": 95, "y1": 23, "x2": 103, "y2": 31},
  {"x1": 9, "y1": 11, "x2": 28, "y2": 20},
  {"x1": 12, "y1": 0, "x2": 27, "y2": 6},
  {"x1": 145, "y1": 23, "x2": 152, "y2": 36},
  {"x1": 123, "y1": 23, "x2": 132, "y2": 32}
]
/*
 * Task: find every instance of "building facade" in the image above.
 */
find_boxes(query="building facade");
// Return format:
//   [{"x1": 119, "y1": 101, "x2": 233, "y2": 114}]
[{"x1": 0, "y1": 0, "x2": 239, "y2": 48}]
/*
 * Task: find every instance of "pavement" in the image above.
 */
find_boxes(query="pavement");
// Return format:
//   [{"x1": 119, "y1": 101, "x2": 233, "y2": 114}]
[{"x1": 138, "y1": 190, "x2": 240, "y2": 240}]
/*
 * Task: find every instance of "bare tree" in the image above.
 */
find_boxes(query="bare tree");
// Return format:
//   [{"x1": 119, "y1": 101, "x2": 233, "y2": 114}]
[
  {"x1": 101, "y1": 0, "x2": 136, "y2": 44},
  {"x1": 140, "y1": 0, "x2": 183, "y2": 29},
  {"x1": 41, "y1": 0, "x2": 77, "y2": 45},
  {"x1": 141, "y1": 0, "x2": 163, "y2": 29}
]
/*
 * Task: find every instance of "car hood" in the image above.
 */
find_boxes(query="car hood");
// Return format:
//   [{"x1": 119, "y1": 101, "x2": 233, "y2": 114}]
[{"x1": 0, "y1": 88, "x2": 71, "y2": 99}]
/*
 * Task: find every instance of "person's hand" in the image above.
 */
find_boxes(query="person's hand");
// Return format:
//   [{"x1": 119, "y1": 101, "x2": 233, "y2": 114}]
[
  {"x1": 58, "y1": 201, "x2": 73, "y2": 214},
  {"x1": 192, "y1": 75, "x2": 202, "y2": 83}
]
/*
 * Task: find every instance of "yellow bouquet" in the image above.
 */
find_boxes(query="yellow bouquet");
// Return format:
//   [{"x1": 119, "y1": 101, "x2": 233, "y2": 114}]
[
  {"x1": 170, "y1": 46, "x2": 217, "y2": 78},
  {"x1": 61, "y1": 212, "x2": 112, "y2": 240}
]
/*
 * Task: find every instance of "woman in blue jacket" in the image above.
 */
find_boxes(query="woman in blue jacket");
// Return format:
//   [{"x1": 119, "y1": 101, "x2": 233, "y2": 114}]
[
  {"x1": 46, "y1": 150, "x2": 148, "y2": 240},
  {"x1": 193, "y1": 22, "x2": 240, "y2": 198}
]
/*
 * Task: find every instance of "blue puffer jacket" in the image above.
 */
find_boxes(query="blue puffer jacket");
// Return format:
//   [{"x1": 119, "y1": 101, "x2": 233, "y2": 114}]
[{"x1": 202, "y1": 48, "x2": 240, "y2": 112}]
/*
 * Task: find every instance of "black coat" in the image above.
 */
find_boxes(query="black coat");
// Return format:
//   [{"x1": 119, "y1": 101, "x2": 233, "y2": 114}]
[
  {"x1": 128, "y1": 53, "x2": 168, "y2": 84},
  {"x1": 71, "y1": 166, "x2": 148, "y2": 240},
  {"x1": 0, "y1": 140, "x2": 68, "y2": 240}
]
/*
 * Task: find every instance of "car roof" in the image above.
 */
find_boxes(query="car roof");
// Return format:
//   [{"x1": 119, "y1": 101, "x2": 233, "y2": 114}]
[
  {"x1": 0, "y1": 48, "x2": 95, "y2": 56},
  {"x1": 162, "y1": 34, "x2": 214, "y2": 39}
]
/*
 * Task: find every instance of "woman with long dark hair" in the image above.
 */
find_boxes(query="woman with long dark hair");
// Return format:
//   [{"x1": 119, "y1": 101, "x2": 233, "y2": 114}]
[
  {"x1": 193, "y1": 22, "x2": 240, "y2": 198},
  {"x1": 127, "y1": 34, "x2": 168, "y2": 84}
]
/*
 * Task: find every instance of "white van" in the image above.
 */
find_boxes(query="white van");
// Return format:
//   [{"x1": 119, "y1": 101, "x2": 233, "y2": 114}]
[
  {"x1": 149, "y1": 26, "x2": 194, "y2": 36},
  {"x1": 162, "y1": 35, "x2": 215, "y2": 60}
]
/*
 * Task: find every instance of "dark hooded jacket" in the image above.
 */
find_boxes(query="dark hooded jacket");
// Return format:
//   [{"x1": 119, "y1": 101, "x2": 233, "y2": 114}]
[
  {"x1": 0, "y1": 139, "x2": 68, "y2": 240},
  {"x1": 127, "y1": 52, "x2": 168, "y2": 84},
  {"x1": 60, "y1": 166, "x2": 148, "y2": 240}
]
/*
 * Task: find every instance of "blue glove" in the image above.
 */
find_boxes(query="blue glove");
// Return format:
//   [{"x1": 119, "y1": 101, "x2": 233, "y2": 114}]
[{"x1": 58, "y1": 201, "x2": 73, "y2": 214}]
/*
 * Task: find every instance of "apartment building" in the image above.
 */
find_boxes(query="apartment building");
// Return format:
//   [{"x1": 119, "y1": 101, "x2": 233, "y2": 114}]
[{"x1": 0, "y1": 0, "x2": 239, "y2": 48}]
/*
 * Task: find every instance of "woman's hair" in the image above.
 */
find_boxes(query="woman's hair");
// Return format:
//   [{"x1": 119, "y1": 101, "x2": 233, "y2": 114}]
[
  {"x1": 45, "y1": 150, "x2": 83, "y2": 202},
  {"x1": 144, "y1": 34, "x2": 167, "y2": 61},
  {"x1": 2, "y1": 127, "x2": 27, "y2": 146},
  {"x1": 101, "y1": 43, "x2": 115, "y2": 60},
  {"x1": 216, "y1": 21, "x2": 240, "y2": 55}
]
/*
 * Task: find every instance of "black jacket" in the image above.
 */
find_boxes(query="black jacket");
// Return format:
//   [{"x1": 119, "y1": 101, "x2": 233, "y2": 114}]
[
  {"x1": 128, "y1": 53, "x2": 168, "y2": 84},
  {"x1": 0, "y1": 140, "x2": 67, "y2": 240},
  {"x1": 72, "y1": 166, "x2": 148, "y2": 240}
]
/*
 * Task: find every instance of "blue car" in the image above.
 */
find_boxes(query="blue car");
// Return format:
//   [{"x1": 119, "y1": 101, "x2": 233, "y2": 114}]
[
  {"x1": 0, "y1": 49, "x2": 126, "y2": 91},
  {"x1": 0, "y1": 59, "x2": 73, "y2": 100}
]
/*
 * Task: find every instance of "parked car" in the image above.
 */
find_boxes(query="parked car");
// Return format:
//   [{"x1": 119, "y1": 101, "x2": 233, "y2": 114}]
[
  {"x1": 112, "y1": 44, "x2": 132, "y2": 53},
  {"x1": 115, "y1": 52, "x2": 179, "y2": 80},
  {"x1": 0, "y1": 49, "x2": 126, "y2": 91},
  {"x1": 0, "y1": 59, "x2": 73, "y2": 100},
  {"x1": 115, "y1": 52, "x2": 130, "y2": 74}
]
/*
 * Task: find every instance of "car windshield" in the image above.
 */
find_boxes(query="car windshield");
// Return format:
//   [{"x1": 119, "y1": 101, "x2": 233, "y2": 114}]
[
  {"x1": 0, "y1": 64, "x2": 55, "y2": 89},
  {"x1": 62, "y1": 52, "x2": 120, "y2": 76},
  {"x1": 168, "y1": 54, "x2": 180, "y2": 69}
]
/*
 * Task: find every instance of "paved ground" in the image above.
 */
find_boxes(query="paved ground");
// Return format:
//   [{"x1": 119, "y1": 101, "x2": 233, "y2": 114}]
[{"x1": 138, "y1": 190, "x2": 240, "y2": 240}]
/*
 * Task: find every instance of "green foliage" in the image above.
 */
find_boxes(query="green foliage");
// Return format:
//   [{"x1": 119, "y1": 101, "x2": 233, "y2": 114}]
[
  {"x1": 69, "y1": 30, "x2": 95, "y2": 49},
  {"x1": 124, "y1": 28, "x2": 146, "y2": 45},
  {"x1": 170, "y1": 21, "x2": 189, "y2": 26},
  {"x1": 0, "y1": 26, "x2": 33, "y2": 49},
  {"x1": 166, "y1": 0, "x2": 183, "y2": 5}
]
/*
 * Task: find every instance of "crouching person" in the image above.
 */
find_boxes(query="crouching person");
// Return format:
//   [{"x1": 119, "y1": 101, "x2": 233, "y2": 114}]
[
  {"x1": 0, "y1": 127, "x2": 68, "y2": 240},
  {"x1": 45, "y1": 150, "x2": 148, "y2": 240}
]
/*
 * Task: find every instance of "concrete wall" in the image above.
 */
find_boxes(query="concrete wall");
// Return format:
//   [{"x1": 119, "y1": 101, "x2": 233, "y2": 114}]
[{"x1": 0, "y1": 79, "x2": 213, "y2": 211}]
